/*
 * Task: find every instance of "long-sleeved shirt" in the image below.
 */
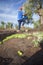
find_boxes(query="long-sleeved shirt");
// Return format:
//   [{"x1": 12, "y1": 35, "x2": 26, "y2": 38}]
[{"x1": 17, "y1": 10, "x2": 23, "y2": 20}]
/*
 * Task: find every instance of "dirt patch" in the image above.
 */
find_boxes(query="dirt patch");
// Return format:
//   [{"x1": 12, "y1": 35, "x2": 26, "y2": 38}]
[{"x1": 0, "y1": 36, "x2": 41, "y2": 65}]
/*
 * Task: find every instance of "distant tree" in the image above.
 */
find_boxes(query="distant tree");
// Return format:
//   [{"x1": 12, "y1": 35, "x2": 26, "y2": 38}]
[
  {"x1": 6, "y1": 22, "x2": 13, "y2": 29},
  {"x1": 1, "y1": 21, "x2": 5, "y2": 29},
  {"x1": 15, "y1": 24, "x2": 18, "y2": 30},
  {"x1": 11, "y1": 23, "x2": 13, "y2": 28}
]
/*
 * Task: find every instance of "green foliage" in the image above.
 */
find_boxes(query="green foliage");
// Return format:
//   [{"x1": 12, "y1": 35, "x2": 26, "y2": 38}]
[
  {"x1": 15, "y1": 24, "x2": 18, "y2": 30},
  {"x1": 1, "y1": 21, "x2": 5, "y2": 29},
  {"x1": 23, "y1": 0, "x2": 42, "y2": 23},
  {"x1": 0, "y1": 21, "x2": 13, "y2": 29},
  {"x1": 6, "y1": 22, "x2": 13, "y2": 29},
  {"x1": 0, "y1": 33, "x2": 29, "y2": 44},
  {"x1": 23, "y1": 0, "x2": 43, "y2": 29},
  {"x1": 33, "y1": 20, "x2": 41, "y2": 28},
  {"x1": 2, "y1": 34, "x2": 28, "y2": 42},
  {"x1": 23, "y1": 0, "x2": 32, "y2": 19},
  {"x1": 0, "y1": 42, "x2": 2, "y2": 44},
  {"x1": 0, "y1": 31, "x2": 43, "y2": 47},
  {"x1": 32, "y1": 39, "x2": 39, "y2": 47},
  {"x1": 32, "y1": 32, "x2": 43, "y2": 47}
]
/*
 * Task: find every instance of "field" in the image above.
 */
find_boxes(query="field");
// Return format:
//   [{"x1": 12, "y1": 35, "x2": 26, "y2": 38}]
[{"x1": 0, "y1": 29, "x2": 43, "y2": 65}]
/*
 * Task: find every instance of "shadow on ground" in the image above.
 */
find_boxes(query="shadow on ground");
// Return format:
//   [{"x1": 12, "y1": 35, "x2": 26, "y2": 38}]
[
  {"x1": 22, "y1": 40, "x2": 43, "y2": 65},
  {"x1": 0, "y1": 56, "x2": 13, "y2": 65}
]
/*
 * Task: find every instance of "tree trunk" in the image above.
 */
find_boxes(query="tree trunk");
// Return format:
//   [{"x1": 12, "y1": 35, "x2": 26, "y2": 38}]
[
  {"x1": 38, "y1": 9, "x2": 43, "y2": 24},
  {"x1": 41, "y1": 16, "x2": 43, "y2": 24}
]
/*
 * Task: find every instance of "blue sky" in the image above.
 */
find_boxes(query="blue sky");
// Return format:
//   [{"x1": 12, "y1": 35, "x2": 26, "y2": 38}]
[
  {"x1": 0, "y1": 0, "x2": 26, "y2": 24},
  {"x1": 0, "y1": 0, "x2": 40, "y2": 28}
]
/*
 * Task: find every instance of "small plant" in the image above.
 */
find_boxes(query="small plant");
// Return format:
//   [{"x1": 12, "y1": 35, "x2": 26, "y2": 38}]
[
  {"x1": 32, "y1": 32, "x2": 43, "y2": 47},
  {"x1": 32, "y1": 39, "x2": 39, "y2": 47},
  {"x1": 0, "y1": 34, "x2": 28, "y2": 43},
  {"x1": 0, "y1": 33, "x2": 29, "y2": 44}
]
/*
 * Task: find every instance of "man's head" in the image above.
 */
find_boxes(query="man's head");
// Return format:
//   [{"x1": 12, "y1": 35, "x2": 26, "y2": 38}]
[{"x1": 19, "y1": 7, "x2": 22, "y2": 10}]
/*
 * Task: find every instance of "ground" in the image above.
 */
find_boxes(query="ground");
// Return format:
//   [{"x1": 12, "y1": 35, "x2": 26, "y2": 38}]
[
  {"x1": 0, "y1": 31, "x2": 41, "y2": 65},
  {"x1": 0, "y1": 25, "x2": 43, "y2": 65}
]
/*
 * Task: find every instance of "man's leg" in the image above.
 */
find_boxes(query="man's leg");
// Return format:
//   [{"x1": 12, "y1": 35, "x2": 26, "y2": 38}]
[
  {"x1": 18, "y1": 20, "x2": 22, "y2": 30},
  {"x1": 22, "y1": 19, "x2": 25, "y2": 26}
]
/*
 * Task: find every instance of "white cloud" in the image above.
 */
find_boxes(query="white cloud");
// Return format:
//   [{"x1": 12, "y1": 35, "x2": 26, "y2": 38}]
[
  {"x1": 0, "y1": 3, "x2": 18, "y2": 24},
  {"x1": 0, "y1": 0, "x2": 25, "y2": 25},
  {"x1": 0, "y1": 12, "x2": 18, "y2": 24},
  {"x1": 32, "y1": 13, "x2": 40, "y2": 22},
  {"x1": 0, "y1": 13, "x2": 17, "y2": 18}
]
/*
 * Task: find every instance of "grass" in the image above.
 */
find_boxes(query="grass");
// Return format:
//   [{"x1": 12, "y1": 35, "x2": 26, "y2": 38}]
[
  {"x1": 0, "y1": 32, "x2": 43, "y2": 46},
  {"x1": 32, "y1": 32, "x2": 43, "y2": 47},
  {"x1": 0, "y1": 42, "x2": 2, "y2": 44},
  {"x1": 0, "y1": 33, "x2": 29, "y2": 44}
]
